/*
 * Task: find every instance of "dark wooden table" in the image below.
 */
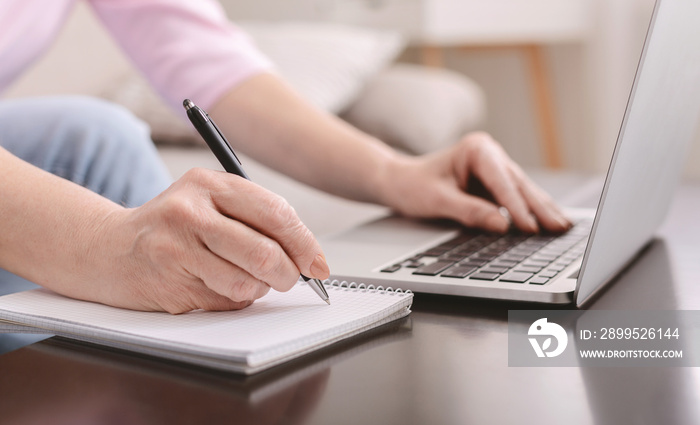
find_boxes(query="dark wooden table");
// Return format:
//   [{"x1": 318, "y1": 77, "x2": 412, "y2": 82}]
[{"x1": 1, "y1": 183, "x2": 698, "y2": 425}]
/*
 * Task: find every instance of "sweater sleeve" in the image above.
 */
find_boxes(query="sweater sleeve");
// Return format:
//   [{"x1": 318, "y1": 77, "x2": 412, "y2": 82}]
[{"x1": 88, "y1": 0, "x2": 273, "y2": 112}]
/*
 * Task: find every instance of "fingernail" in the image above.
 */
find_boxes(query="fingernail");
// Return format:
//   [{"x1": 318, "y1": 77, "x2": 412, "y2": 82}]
[
  {"x1": 310, "y1": 253, "x2": 330, "y2": 279},
  {"x1": 498, "y1": 207, "x2": 512, "y2": 226}
]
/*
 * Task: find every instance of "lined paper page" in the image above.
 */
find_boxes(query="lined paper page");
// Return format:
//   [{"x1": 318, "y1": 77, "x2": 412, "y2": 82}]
[{"x1": 0, "y1": 283, "x2": 412, "y2": 367}]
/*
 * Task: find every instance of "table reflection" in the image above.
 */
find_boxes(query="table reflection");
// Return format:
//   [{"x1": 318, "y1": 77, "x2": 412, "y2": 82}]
[
  {"x1": 580, "y1": 239, "x2": 700, "y2": 424},
  {"x1": 0, "y1": 319, "x2": 411, "y2": 425}
]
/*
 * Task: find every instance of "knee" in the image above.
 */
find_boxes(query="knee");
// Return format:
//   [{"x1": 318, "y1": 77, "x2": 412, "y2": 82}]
[
  {"x1": 0, "y1": 96, "x2": 156, "y2": 159},
  {"x1": 0, "y1": 96, "x2": 170, "y2": 205},
  {"x1": 57, "y1": 97, "x2": 153, "y2": 154},
  {"x1": 56, "y1": 97, "x2": 168, "y2": 181},
  {"x1": 55, "y1": 98, "x2": 171, "y2": 204},
  {"x1": 0, "y1": 96, "x2": 159, "y2": 172}
]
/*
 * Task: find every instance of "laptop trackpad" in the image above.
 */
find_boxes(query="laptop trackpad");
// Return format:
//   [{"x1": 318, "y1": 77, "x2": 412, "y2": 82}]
[{"x1": 322, "y1": 216, "x2": 458, "y2": 272}]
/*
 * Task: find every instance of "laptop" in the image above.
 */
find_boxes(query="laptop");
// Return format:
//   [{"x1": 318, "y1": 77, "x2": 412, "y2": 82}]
[{"x1": 320, "y1": 0, "x2": 700, "y2": 306}]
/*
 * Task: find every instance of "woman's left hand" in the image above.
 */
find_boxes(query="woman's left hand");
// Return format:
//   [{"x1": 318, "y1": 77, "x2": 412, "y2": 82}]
[{"x1": 378, "y1": 132, "x2": 572, "y2": 234}]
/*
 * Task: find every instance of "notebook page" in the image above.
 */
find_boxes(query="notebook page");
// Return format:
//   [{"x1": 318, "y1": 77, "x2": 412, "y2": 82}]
[
  {"x1": 0, "y1": 283, "x2": 412, "y2": 366},
  {"x1": 51, "y1": 297, "x2": 411, "y2": 374}
]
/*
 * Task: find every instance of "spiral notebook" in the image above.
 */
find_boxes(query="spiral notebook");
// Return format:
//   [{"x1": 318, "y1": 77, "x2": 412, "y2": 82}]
[{"x1": 0, "y1": 280, "x2": 413, "y2": 374}]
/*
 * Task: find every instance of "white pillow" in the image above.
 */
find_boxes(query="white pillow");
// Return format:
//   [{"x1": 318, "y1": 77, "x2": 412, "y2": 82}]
[
  {"x1": 342, "y1": 64, "x2": 486, "y2": 154},
  {"x1": 239, "y1": 21, "x2": 405, "y2": 113}
]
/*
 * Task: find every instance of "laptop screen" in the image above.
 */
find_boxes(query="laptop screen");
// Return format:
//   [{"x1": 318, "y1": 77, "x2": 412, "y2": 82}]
[{"x1": 575, "y1": 0, "x2": 700, "y2": 305}]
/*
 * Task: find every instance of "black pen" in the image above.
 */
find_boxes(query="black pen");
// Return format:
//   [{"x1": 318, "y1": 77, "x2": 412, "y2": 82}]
[{"x1": 183, "y1": 99, "x2": 330, "y2": 305}]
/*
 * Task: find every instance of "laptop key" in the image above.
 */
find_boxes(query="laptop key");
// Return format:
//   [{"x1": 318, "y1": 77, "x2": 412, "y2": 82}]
[
  {"x1": 381, "y1": 265, "x2": 401, "y2": 273},
  {"x1": 482, "y1": 266, "x2": 509, "y2": 274},
  {"x1": 469, "y1": 272, "x2": 500, "y2": 280},
  {"x1": 470, "y1": 272, "x2": 501, "y2": 281},
  {"x1": 539, "y1": 270, "x2": 559, "y2": 278},
  {"x1": 523, "y1": 260, "x2": 550, "y2": 268},
  {"x1": 401, "y1": 259, "x2": 424, "y2": 268},
  {"x1": 413, "y1": 261, "x2": 455, "y2": 276},
  {"x1": 514, "y1": 265, "x2": 542, "y2": 274},
  {"x1": 491, "y1": 260, "x2": 518, "y2": 269},
  {"x1": 548, "y1": 263, "x2": 567, "y2": 272},
  {"x1": 441, "y1": 266, "x2": 478, "y2": 278},
  {"x1": 473, "y1": 252, "x2": 498, "y2": 261},
  {"x1": 499, "y1": 272, "x2": 534, "y2": 283},
  {"x1": 532, "y1": 254, "x2": 559, "y2": 262},
  {"x1": 439, "y1": 253, "x2": 468, "y2": 262},
  {"x1": 529, "y1": 277, "x2": 550, "y2": 285},
  {"x1": 406, "y1": 255, "x2": 424, "y2": 261},
  {"x1": 501, "y1": 253, "x2": 529, "y2": 262},
  {"x1": 461, "y1": 259, "x2": 488, "y2": 267}
]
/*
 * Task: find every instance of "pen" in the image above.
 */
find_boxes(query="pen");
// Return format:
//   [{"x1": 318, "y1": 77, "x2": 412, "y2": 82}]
[{"x1": 183, "y1": 99, "x2": 330, "y2": 305}]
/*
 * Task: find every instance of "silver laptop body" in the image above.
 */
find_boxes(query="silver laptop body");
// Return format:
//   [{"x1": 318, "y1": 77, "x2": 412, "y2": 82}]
[{"x1": 321, "y1": 0, "x2": 700, "y2": 306}]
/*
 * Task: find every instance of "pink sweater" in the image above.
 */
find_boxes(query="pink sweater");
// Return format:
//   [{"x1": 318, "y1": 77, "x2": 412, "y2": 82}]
[{"x1": 0, "y1": 0, "x2": 272, "y2": 111}]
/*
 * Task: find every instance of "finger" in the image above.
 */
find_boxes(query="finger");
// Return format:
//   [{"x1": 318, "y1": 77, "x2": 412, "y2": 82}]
[
  {"x1": 198, "y1": 212, "x2": 302, "y2": 292},
  {"x1": 193, "y1": 287, "x2": 256, "y2": 312},
  {"x1": 510, "y1": 167, "x2": 571, "y2": 232},
  {"x1": 209, "y1": 174, "x2": 329, "y2": 280},
  {"x1": 438, "y1": 186, "x2": 510, "y2": 233},
  {"x1": 187, "y1": 247, "x2": 272, "y2": 303},
  {"x1": 158, "y1": 280, "x2": 255, "y2": 314},
  {"x1": 471, "y1": 152, "x2": 538, "y2": 233}
]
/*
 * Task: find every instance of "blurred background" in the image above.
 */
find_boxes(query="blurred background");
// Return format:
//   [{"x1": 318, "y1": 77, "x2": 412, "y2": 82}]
[{"x1": 4, "y1": 0, "x2": 699, "y2": 180}]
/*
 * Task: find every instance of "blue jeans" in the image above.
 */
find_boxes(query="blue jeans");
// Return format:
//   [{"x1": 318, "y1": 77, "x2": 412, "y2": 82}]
[{"x1": 0, "y1": 96, "x2": 172, "y2": 353}]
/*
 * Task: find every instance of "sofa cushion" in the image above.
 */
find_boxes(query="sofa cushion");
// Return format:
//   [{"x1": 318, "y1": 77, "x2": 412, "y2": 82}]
[
  {"x1": 240, "y1": 22, "x2": 405, "y2": 113},
  {"x1": 341, "y1": 64, "x2": 486, "y2": 154}
]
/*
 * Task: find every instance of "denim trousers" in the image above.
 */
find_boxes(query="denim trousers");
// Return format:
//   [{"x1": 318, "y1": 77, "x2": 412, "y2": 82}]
[{"x1": 0, "y1": 96, "x2": 172, "y2": 353}]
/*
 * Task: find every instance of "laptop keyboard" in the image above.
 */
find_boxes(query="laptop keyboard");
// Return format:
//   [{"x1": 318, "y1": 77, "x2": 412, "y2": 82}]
[{"x1": 380, "y1": 219, "x2": 592, "y2": 285}]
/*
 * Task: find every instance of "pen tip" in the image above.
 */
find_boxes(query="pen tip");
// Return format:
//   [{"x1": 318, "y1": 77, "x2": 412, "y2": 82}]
[
  {"x1": 183, "y1": 99, "x2": 194, "y2": 110},
  {"x1": 325, "y1": 299, "x2": 331, "y2": 305}
]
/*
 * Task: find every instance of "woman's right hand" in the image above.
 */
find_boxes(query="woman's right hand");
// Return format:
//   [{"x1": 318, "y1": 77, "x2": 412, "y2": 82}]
[{"x1": 81, "y1": 168, "x2": 330, "y2": 314}]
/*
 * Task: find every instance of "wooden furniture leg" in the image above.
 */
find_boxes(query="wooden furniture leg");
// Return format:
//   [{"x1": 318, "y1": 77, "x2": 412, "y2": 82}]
[
  {"x1": 524, "y1": 44, "x2": 563, "y2": 168},
  {"x1": 420, "y1": 45, "x2": 445, "y2": 68},
  {"x1": 419, "y1": 43, "x2": 563, "y2": 168}
]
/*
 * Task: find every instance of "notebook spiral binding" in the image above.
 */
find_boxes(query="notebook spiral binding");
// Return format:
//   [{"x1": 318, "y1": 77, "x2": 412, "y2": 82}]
[{"x1": 321, "y1": 279, "x2": 412, "y2": 295}]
